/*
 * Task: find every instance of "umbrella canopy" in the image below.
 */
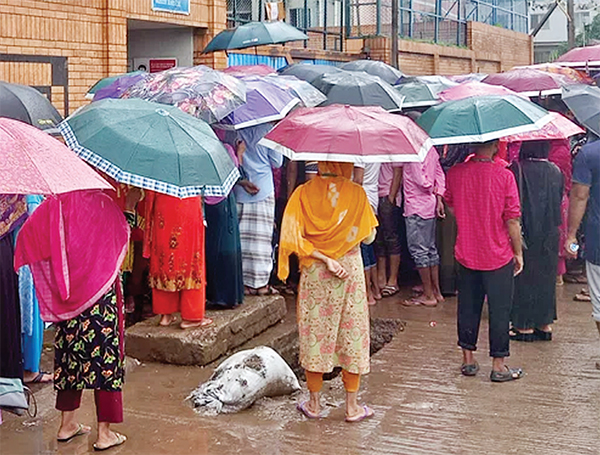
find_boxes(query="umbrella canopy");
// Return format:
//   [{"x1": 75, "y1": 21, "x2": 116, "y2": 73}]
[
  {"x1": 277, "y1": 64, "x2": 344, "y2": 84},
  {"x1": 86, "y1": 71, "x2": 145, "y2": 98},
  {"x1": 562, "y1": 84, "x2": 600, "y2": 137},
  {"x1": 483, "y1": 68, "x2": 576, "y2": 97},
  {"x1": 555, "y1": 44, "x2": 600, "y2": 67},
  {"x1": 397, "y1": 75, "x2": 458, "y2": 91},
  {"x1": 59, "y1": 99, "x2": 240, "y2": 198},
  {"x1": 223, "y1": 65, "x2": 276, "y2": 76},
  {"x1": 202, "y1": 21, "x2": 308, "y2": 53},
  {"x1": 93, "y1": 73, "x2": 147, "y2": 101},
  {"x1": 313, "y1": 71, "x2": 404, "y2": 111},
  {"x1": 259, "y1": 104, "x2": 433, "y2": 163},
  {"x1": 122, "y1": 65, "x2": 246, "y2": 123},
  {"x1": 513, "y1": 63, "x2": 593, "y2": 84},
  {"x1": 265, "y1": 75, "x2": 327, "y2": 107},
  {"x1": 0, "y1": 118, "x2": 112, "y2": 195},
  {"x1": 500, "y1": 111, "x2": 585, "y2": 143},
  {"x1": 394, "y1": 81, "x2": 438, "y2": 108},
  {"x1": 0, "y1": 82, "x2": 63, "y2": 133},
  {"x1": 417, "y1": 95, "x2": 553, "y2": 145},
  {"x1": 340, "y1": 60, "x2": 404, "y2": 85},
  {"x1": 438, "y1": 81, "x2": 524, "y2": 102},
  {"x1": 448, "y1": 73, "x2": 488, "y2": 83},
  {"x1": 219, "y1": 76, "x2": 300, "y2": 129}
]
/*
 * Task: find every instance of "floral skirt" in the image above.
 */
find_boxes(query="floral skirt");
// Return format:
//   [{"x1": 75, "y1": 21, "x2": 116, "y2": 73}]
[
  {"x1": 54, "y1": 287, "x2": 124, "y2": 391},
  {"x1": 297, "y1": 247, "x2": 370, "y2": 375}
]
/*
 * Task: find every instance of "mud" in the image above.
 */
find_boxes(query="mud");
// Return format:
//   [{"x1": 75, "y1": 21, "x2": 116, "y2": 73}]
[{"x1": 2, "y1": 284, "x2": 600, "y2": 455}]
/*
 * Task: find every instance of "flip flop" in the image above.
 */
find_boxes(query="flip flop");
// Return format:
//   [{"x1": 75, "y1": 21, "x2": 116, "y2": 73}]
[
  {"x1": 345, "y1": 405, "x2": 374, "y2": 423},
  {"x1": 509, "y1": 328, "x2": 536, "y2": 342},
  {"x1": 257, "y1": 286, "x2": 280, "y2": 296},
  {"x1": 574, "y1": 293, "x2": 592, "y2": 302},
  {"x1": 26, "y1": 372, "x2": 53, "y2": 384},
  {"x1": 93, "y1": 432, "x2": 127, "y2": 451},
  {"x1": 381, "y1": 285, "x2": 399, "y2": 297},
  {"x1": 57, "y1": 423, "x2": 91, "y2": 442},
  {"x1": 180, "y1": 318, "x2": 213, "y2": 330},
  {"x1": 296, "y1": 401, "x2": 321, "y2": 419}
]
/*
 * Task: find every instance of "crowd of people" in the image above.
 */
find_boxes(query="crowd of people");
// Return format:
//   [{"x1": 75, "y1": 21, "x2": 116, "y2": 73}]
[{"x1": 2, "y1": 106, "x2": 600, "y2": 448}]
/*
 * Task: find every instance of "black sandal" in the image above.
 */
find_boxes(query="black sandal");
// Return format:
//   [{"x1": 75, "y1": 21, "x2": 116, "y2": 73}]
[
  {"x1": 509, "y1": 328, "x2": 536, "y2": 342},
  {"x1": 534, "y1": 328, "x2": 552, "y2": 341},
  {"x1": 460, "y1": 362, "x2": 479, "y2": 377},
  {"x1": 490, "y1": 366, "x2": 524, "y2": 383}
]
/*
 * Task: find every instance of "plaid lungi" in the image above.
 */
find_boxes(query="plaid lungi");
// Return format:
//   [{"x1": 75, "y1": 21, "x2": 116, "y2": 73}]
[{"x1": 238, "y1": 195, "x2": 275, "y2": 289}]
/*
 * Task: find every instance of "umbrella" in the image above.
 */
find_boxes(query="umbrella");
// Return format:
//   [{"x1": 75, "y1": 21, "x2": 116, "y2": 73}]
[
  {"x1": 0, "y1": 82, "x2": 62, "y2": 133},
  {"x1": 219, "y1": 76, "x2": 300, "y2": 129},
  {"x1": 86, "y1": 71, "x2": 146, "y2": 99},
  {"x1": 59, "y1": 99, "x2": 240, "y2": 198},
  {"x1": 0, "y1": 117, "x2": 112, "y2": 195},
  {"x1": 448, "y1": 73, "x2": 488, "y2": 83},
  {"x1": 396, "y1": 75, "x2": 458, "y2": 92},
  {"x1": 417, "y1": 95, "x2": 553, "y2": 145},
  {"x1": 555, "y1": 44, "x2": 600, "y2": 67},
  {"x1": 122, "y1": 65, "x2": 246, "y2": 123},
  {"x1": 394, "y1": 81, "x2": 439, "y2": 108},
  {"x1": 223, "y1": 65, "x2": 276, "y2": 76},
  {"x1": 93, "y1": 73, "x2": 147, "y2": 101},
  {"x1": 202, "y1": 21, "x2": 308, "y2": 53},
  {"x1": 313, "y1": 71, "x2": 404, "y2": 111},
  {"x1": 340, "y1": 60, "x2": 404, "y2": 85},
  {"x1": 264, "y1": 75, "x2": 327, "y2": 107},
  {"x1": 513, "y1": 63, "x2": 593, "y2": 84},
  {"x1": 500, "y1": 112, "x2": 585, "y2": 143},
  {"x1": 562, "y1": 84, "x2": 600, "y2": 137},
  {"x1": 259, "y1": 104, "x2": 433, "y2": 163},
  {"x1": 277, "y1": 64, "x2": 344, "y2": 84},
  {"x1": 438, "y1": 81, "x2": 525, "y2": 102},
  {"x1": 483, "y1": 68, "x2": 576, "y2": 97}
]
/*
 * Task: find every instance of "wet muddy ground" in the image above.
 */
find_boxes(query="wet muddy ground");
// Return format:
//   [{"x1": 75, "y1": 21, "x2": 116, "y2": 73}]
[{"x1": 2, "y1": 283, "x2": 600, "y2": 455}]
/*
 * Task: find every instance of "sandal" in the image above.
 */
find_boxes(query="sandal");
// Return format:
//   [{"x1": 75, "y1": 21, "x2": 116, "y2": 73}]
[
  {"x1": 490, "y1": 366, "x2": 524, "y2": 383},
  {"x1": 57, "y1": 423, "x2": 91, "y2": 442},
  {"x1": 509, "y1": 328, "x2": 536, "y2": 342},
  {"x1": 93, "y1": 432, "x2": 127, "y2": 451},
  {"x1": 345, "y1": 405, "x2": 375, "y2": 423},
  {"x1": 180, "y1": 318, "x2": 213, "y2": 330},
  {"x1": 574, "y1": 293, "x2": 592, "y2": 302},
  {"x1": 296, "y1": 400, "x2": 321, "y2": 419},
  {"x1": 244, "y1": 287, "x2": 258, "y2": 296},
  {"x1": 257, "y1": 285, "x2": 280, "y2": 296},
  {"x1": 381, "y1": 285, "x2": 399, "y2": 297},
  {"x1": 534, "y1": 328, "x2": 552, "y2": 341},
  {"x1": 25, "y1": 372, "x2": 53, "y2": 384},
  {"x1": 564, "y1": 274, "x2": 587, "y2": 284},
  {"x1": 460, "y1": 362, "x2": 479, "y2": 377}
]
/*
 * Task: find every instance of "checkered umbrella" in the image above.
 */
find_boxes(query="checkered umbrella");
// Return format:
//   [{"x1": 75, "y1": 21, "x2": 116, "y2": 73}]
[{"x1": 59, "y1": 99, "x2": 239, "y2": 198}]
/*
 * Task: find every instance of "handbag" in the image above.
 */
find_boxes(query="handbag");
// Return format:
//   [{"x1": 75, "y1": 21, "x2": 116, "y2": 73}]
[
  {"x1": 516, "y1": 162, "x2": 528, "y2": 251},
  {"x1": 0, "y1": 377, "x2": 35, "y2": 417}
]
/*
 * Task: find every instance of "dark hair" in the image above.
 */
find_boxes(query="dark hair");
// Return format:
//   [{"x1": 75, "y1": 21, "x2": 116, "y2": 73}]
[{"x1": 520, "y1": 140, "x2": 550, "y2": 160}]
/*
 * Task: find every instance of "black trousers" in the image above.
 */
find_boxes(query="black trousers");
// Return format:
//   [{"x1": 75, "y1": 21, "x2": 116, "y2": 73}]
[{"x1": 457, "y1": 261, "x2": 514, "y2": 358}]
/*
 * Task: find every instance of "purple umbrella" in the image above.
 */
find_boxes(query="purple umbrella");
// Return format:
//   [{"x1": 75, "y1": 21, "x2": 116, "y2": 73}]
[
  {"x1": 93, "y1": 73, "x2": 147, "y2": 101},
  {"x1": 219, "y1": 76, "x2": 300, "y2": 130}
]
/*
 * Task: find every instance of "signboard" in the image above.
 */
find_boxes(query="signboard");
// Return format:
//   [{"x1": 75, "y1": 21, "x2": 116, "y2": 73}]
[
  {"x1": 149, "y1": 58, "x2": 177, "y2": 73},
  {"x1": 152, "y1": 0, "x2": 190, "y2": 15}
]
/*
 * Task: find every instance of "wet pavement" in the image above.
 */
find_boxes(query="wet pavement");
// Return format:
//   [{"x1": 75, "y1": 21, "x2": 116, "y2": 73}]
[{"x1": 2, "y1": 283, "x2": 600, "y2": 455}]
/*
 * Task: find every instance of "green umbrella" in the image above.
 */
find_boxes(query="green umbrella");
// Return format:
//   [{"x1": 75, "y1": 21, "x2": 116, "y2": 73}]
[
  {"x1": 417, "y1": 95, "x2": 552, "y2": 145},
  {"x1": 85, "y1": 71, "x2": 145, "y2": 99},
  {"x1": 59, "y1": 99, "x2": 239, "y2": 198},
  {"x1": 394, "y1": 81, "x2": 439, "y2": 108},
  {"x1": 202, "y1": 21, "x2": 308, "y2": 53}
]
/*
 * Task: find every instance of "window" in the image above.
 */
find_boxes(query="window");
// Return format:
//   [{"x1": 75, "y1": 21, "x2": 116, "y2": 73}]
[
  {"x1": 289, "y1": 8, "x2": 312, "y2": 28},
  {"x1": 530, "y1": 13, "x2": 550, "y2": 31},
  {"x1": 575, "y1": 11, "x2": 591, "y2": 30}
]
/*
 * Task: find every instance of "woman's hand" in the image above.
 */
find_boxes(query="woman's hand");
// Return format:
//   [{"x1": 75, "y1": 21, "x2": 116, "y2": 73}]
[
  {"x1": 239, "y1": 180, "x2": 260, "y2": 195},
  {"x1": 325, "y1": 257, "x2": 349, "y2": 280}
]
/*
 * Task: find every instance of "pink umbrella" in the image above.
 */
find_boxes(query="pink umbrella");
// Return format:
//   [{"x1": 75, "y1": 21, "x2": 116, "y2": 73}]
[
  {"x1": 556, "y1": 44, "x2": 600, "y2": 66},
  {"x1": 0, "y1": 118, "x2": 112, "y2": 195},
  {"x1": 500, "y1": 112, "x2": 584, "y2": 143},
  {"x1": 483, "y1": 68, "x2": 576, "y2": 96},
  {"x1": 438, "y1": 81, "x2": 525, "y2": 101},
  {"x1": 259, "y1": 104, "x2": 433, "y2": 163},
  {"x1": 223, "y1": 65, "x2": 276, "y2": 77}
]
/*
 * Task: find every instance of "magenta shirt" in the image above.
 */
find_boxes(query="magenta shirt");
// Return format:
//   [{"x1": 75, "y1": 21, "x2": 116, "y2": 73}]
[
  {"x1": 402, "y1": 147, "x2": 446, "y2": 219},
  {"x1": 378, "y1": 162, "x2": 403, "y2": 206}
]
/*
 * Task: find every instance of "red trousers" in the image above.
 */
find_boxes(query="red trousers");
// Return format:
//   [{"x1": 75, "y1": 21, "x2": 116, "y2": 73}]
[
  {"x1": 56, "y1": 390, "x2": 123, "y2": 423},
  {"x1": 152, "y1": 289, "x2": 205, "y2": 322}
]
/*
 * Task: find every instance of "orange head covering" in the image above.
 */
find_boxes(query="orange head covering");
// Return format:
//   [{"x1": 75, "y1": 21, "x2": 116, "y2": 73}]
[{"x1": 278, "y1": 162, "x2": 378, "y2": 280}]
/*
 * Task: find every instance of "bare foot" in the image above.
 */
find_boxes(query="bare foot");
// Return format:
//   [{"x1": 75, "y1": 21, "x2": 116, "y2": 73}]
[
  {"x1": 94, "y1": 431, "x2": 127, "y2": 451},
  {"x1": 180, "y1": 318, "x2": 213, "y2": 329},
  {"x1": 434, "y1": 293, "x2": 445, "y2": 303},
  {"x1": 368, "y1": 297, "x2": 377, "y2": 306},
  {"x1": 159, "y1": 314, "x2": 175, "y2": 326},
  {"x1": 57, "y1": 423, "x2": 91, "y2": 442},
  {"x1": 402, "y1": 297, "x2": 437, "y2": 307},
  {"x1": 345, "y1": 405, "x2": 374, "y2": 422}
]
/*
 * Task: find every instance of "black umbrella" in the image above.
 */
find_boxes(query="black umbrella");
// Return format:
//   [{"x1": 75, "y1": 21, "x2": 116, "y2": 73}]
[
  {"x1": 312, "y1": 71, "x2": 405, "y2": 111},
  {"x1": 0, "y1": 82, "x2": 62, "y2": 132},
  {"x1": 562, "y1": 84, "x2": 600, "y2": 137},
  {"x1": 340, "y1": 60, "x2": 404, "y2": 85},
  {"x1": 277, "y1": 64, "x2": 344, "y2": 84}
]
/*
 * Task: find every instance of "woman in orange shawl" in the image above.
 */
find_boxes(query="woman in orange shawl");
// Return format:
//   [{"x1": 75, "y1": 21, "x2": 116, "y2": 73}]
[{"x1": 279, "y1": 162, "x2": 378, "y2": 422}]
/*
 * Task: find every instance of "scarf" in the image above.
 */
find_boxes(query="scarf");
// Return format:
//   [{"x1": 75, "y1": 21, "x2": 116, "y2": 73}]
[
  {"x1": 0, "y1": 195, "x2": 27, "y2": 240},
  {"x1": 14, "y1": 190, "x2": 130, "y2": 322},
  {"x1": 278, "y1": 162, "x2": 378, "y2": 280}
]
